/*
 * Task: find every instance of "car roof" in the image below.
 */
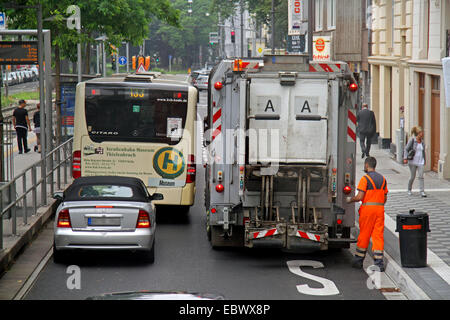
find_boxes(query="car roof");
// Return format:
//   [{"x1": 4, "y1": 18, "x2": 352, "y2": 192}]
[{"x1": 64, "y1": 176, "x2": 149, "y2": 202}]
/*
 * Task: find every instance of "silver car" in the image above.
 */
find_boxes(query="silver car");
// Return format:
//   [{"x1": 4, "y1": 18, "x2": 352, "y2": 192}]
[
  {"x1": 52, "y1": 176, "x2": 163, "y2": 263},
  {"x1": 195, "y1": 74, "x2": 209, "y2": 90}
]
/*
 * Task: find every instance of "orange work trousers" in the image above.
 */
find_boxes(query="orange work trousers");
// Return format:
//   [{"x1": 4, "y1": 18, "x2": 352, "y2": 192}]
[{"x1": 357, "y1": 205, "x2": 385, "y2": 252}]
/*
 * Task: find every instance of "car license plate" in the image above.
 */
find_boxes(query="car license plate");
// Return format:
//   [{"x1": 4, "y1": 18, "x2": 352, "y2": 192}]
[{"x1": 88, "y1": 217, "x2": 121, "y2": 226}]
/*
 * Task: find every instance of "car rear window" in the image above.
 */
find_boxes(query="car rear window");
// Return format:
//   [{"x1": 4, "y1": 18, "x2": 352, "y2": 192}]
[{"x1": 78, "y1": 185, "x2": 133, "y2": 198}]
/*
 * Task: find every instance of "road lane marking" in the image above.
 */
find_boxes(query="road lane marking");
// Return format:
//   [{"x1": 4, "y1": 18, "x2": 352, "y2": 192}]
[
  {"x1": 287, "y1": 260, "x2": 340, "y2": 296},
  {"x1": 13, "y1": 246, "x2": 53, "y2": 300}
]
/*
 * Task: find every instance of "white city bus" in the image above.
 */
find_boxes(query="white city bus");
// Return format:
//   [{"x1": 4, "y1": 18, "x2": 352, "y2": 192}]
[{"x1": 72, "y1": 73, "x2": 197, "y2": 209}]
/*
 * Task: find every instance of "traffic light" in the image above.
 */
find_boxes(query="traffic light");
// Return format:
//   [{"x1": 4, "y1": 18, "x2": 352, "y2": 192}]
[
  {"x1": 156, "y1": 57, "x2": 159, "y2": 63},
  {"x1": 111, "y1": 56, "x2": 116, "y2": 70},
  {"x1": 231, "y1": 30, "x2": 235, "y2": 43}
]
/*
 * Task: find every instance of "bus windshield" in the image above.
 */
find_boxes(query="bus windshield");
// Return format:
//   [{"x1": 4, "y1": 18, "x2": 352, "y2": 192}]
[{"x1": 85, "y1": 84, "x2": 188, "y2": 145}]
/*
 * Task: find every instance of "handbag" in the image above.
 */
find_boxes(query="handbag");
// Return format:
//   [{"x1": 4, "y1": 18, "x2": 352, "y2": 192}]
[{"x1": 407, "y1": 148, "x2": 415, "y2": 160}]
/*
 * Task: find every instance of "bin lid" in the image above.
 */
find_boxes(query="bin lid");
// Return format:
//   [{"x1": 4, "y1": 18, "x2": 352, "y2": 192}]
[
  {"x1": 396, "y1": 210, "x2": 430, "y2": 232},
  {"x1": 397, "y1": 209, "x2": 428, "y2": 219}
]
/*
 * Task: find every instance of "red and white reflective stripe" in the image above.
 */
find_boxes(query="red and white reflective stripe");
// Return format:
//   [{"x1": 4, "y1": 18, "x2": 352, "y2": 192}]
[
  {"x1": 212, "y1": 106, "x2": 222, "y2": 141},
  {"x1": 297, "y1": 231, "x2": 322, "y2": 242},
  {"x1": 252, "y1": 228, "x2": 278, "y2": 239},
  {"x1": 309, "y1": 62, "x2": 342, "y2": 73},
  {"x1": 347, "y1": 110, "x2": 357, "y2": 143}
]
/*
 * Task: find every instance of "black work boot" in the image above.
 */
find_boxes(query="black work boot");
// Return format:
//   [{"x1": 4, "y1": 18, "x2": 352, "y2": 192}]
[
  {"x1": 352, "y1": 246, "x2": 367, "y2": 269},
  {"x1": 374, "y1": 250, "x2": 385, "y2": 272},
  {"x1": 352, "y1": 255, "x2": 365, "y2": 269}
]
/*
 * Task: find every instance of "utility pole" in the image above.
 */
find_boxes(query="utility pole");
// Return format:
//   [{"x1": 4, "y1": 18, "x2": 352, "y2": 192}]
[
  {"x1": 271, "y1": 0, "x2": 275, "y2": 54},
  {"x1": 240, "y1": 0, "x2": 244, "y2": 57},
  {"x1": 308, "y1": 0, "x2": 313, "y2": 62}
]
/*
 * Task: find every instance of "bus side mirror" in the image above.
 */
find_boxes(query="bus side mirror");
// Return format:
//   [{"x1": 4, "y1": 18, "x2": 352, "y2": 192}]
[{"x1": 150, "y1": 193, "x2": 164, "y2": 201}]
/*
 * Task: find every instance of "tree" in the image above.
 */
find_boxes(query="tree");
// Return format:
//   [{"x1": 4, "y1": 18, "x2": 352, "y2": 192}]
[
  {"x1": 1, "y1": 0, "x2": 180, "y2": 142},
  {"x1": 149, "y1": 0, "x2": 218, "y2": 69},
  {"x1": 212, "y1": 0, "x2": 288, "y2": 50}
]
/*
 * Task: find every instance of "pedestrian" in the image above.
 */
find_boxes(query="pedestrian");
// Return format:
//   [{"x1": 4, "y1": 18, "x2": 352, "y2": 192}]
[
  {"x1": 33, "y1": 103, "x2": 41, "y2": 153},
  {"x1": 346, "y1": 156, "x2": 388, "y2": 271},
  {"x1": 357, "y1": 103, "x2": 377, "y2": 158},
  {"x1": 404, "y1": 126, "x2": 426, "y2": 197},
  {"x1": 12, "y1": 99, "x2": 32, "y2": 154}
]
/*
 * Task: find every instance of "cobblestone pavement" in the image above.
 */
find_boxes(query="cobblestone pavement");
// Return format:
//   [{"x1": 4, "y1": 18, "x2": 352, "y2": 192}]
[{"x1": 356, "y1": 140, "x2": 450, "y2": 298}]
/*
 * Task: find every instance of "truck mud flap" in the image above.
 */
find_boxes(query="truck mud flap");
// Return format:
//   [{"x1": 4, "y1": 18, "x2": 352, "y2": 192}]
[
  {"x1": 287, "y1": 225, "x2": 328, "y2": 251},
  {"x1": 245, "y1": 224, "x2": 286, "y2": 249}
]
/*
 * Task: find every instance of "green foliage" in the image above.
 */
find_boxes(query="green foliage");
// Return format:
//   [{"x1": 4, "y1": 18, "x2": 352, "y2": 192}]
[
  {"x1": 149, "y1": 0, "x2": 218, "y2": 68},
  {"x1": 0, "y1": 0, "x2": 180, "y2": 62},
  {"x1": 212, "y1": 0, "x2": 288, "y2": 49}
]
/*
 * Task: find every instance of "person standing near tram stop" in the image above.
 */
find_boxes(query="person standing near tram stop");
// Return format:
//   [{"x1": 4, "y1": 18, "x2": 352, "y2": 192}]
[
  {"x1": 12, "y1": 99, "x2": 32, "y2": 154},
  {"x1": 346, "y1": 156, "x2": 388, "y2": 272}
]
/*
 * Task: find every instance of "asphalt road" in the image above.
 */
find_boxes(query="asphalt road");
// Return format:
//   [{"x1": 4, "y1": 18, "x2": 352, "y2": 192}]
[{"x1": 22, "y1": 87, "x2": 385, "y2": 301}]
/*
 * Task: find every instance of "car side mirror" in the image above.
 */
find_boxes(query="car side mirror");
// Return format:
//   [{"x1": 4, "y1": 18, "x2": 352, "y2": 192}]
[
  {"x1": 151, "y1": 193, "x2": 164, "y2": 201},
  {"x1": 53, "y1": 192, "x2": 64, "y2": 201}
]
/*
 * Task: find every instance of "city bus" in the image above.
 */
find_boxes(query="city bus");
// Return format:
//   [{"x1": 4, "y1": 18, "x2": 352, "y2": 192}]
[{"x1": 72, "y1": 73, "x2": 197, "y2": 210}]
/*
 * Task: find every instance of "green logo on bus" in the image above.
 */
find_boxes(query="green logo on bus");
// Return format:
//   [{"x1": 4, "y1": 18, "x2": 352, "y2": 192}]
[{"x1": 153, "y1": 147, "x2": 185, "y2": 179}]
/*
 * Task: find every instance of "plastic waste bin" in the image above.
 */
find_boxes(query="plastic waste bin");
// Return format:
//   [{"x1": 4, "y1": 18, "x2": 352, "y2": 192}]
[{"x1": 395, "y1": 209, "x2": 430, "y2": 267}]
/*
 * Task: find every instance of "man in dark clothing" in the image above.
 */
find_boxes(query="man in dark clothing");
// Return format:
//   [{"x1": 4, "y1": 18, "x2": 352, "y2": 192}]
[
  {"x1": 12, "y1": 99, "x2": 32, "y2": 154},
  {"x1": 357, "y1": 103, "x2": 377, "y2": 158}
]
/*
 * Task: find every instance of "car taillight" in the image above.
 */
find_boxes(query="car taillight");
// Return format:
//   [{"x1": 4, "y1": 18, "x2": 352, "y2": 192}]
[
  {"x1": 136, "y1": 210, "x2": 151, "y2": 228},
  {"x1": 57, "y1": 209, "x2": 71, "y2": 228},
  {"x1": 343, "y1": 185, "x2": 352, "y2": 194},
  {"x1": 72, "y1": 150, "x2": 81, "y2": 179},
  {"x1": 186, "y1": 154, "x2": 196, "y2": 183}
]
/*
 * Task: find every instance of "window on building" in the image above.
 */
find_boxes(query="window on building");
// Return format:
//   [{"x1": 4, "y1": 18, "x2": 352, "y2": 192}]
[
  {"x1": 315, "y1": 0, "x2": 323, "y2": 31},
  {"x1": 327, "y1": 0, "x2": 336, "y2": 29}
]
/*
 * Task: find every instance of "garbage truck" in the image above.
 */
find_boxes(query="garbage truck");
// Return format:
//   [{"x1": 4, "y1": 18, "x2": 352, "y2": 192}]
[{"x1": 203, "y1": 54, "x2": 360, "y2": 251}]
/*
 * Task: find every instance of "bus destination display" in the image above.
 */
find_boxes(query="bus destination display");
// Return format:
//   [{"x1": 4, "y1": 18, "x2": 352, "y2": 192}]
[{"x1": 0, "y1": 41, "x2": 38, "y2": 65}]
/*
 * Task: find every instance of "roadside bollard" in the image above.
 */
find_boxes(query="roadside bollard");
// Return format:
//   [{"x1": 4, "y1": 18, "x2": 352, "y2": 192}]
[{"x1": 395, "y1": 209, "x2": 430, "y2": 267}]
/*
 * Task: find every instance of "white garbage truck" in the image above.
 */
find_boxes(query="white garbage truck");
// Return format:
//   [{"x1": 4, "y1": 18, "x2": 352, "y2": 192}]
[{"x1": 203, "y1": 54, "x2": 361, "y2": 251}]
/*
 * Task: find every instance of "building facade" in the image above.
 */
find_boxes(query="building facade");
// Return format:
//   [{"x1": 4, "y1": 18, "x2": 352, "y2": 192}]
[
  {"x1": 370, "y1": 0, "x2": 450, "y2": 178},
  {"x1": 313, "y1": 0, "x2": 372, "y2": 105}
]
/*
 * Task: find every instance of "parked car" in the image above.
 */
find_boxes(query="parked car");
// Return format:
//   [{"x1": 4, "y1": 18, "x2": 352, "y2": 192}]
[
  {"x1": 52, "y1": 176, "x2": 163, "y2": 263},
  {"x1": 2, "y1": 73, "x2": 15, "y2": 86},
  {"x1": 189, "y1": 69, "x2": 209, "y2": 86},
  {"x1": 194, "y1": 74, "x2": 209, "y2": 90},
  {"x1": 10, "y1": 71, "x2": 21, "y2": 84}
]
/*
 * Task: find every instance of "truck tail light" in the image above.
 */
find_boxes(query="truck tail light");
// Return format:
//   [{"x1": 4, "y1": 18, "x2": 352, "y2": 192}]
[
  {"x1": 72, "y1": 150, "x2": 81, "y2": 179},
  {"x1": 215, "y1": 184, "x2": 224, "y2": 193},
  {"x1": 343, "y1": 185, "x2": 352, "y2": 194},
  {"x1": 186, "y1": 155, "x2": 196, "y2": 183},
  {"x1": 57, "y1": 209, "x2": 71, "y2": 228},
  {"x1": 349, "y1": 83, "x2": 358, "y2": 92},
  {"x1": 136, "y1": 210, "x2": 151, "y2": 228}
]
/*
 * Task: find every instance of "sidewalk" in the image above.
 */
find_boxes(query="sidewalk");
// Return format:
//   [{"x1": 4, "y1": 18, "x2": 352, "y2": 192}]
[{"x1": 356, "y1": 141, "x2": 450, "y2": 299}]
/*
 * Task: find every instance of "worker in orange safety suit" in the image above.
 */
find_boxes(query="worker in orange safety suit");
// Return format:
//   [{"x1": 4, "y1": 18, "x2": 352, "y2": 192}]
[{"x1": 346, "y1": 156, "x2": 388, "y2": 272}]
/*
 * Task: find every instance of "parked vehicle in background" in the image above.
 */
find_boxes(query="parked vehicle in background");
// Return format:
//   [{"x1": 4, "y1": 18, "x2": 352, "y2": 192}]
[
  {"x1": 194, "y1": 74, "x2": 209, "y2": 90},
  {"x1": 52, "y1": 176, "x2": 163, "y2": 263},
  {"x1": 189, "y1": 69, "x2": 210, "y2": 86},
  {"x1": 2, "y1": 73, "x2": 15, "y2": 86}
]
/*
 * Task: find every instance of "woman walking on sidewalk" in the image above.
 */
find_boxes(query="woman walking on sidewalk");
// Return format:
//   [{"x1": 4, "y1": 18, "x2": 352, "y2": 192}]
[{"x1": 404, "y1": 126, "x2": 427, "y2": 197}]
